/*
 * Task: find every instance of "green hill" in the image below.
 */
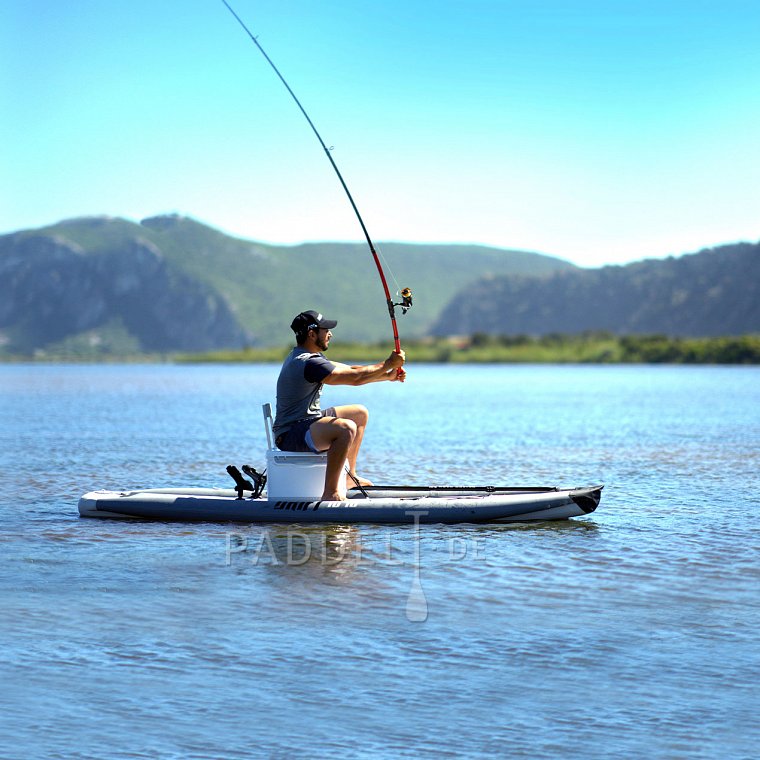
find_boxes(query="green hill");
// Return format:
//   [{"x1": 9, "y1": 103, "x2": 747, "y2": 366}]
[{"x1": 0, "y1": 214, "x2": 574, "y2": 355}]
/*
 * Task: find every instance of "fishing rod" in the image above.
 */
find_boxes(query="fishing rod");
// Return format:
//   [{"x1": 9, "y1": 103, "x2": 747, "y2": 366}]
[{"x1": 220, "y1": 0, "x2": 412, "y2": 372}]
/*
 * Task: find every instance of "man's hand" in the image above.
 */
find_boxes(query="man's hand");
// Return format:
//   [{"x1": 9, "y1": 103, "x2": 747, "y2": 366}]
[{"x1": 384, "y1": 349, "x2": 406, "y2": 370}]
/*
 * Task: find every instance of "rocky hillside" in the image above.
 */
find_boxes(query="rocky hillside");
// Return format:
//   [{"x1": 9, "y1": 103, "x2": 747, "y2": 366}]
[
  {"x1": 431, "y1": 242, "x2": 760, "y2": 338},
  {"x1": 0, "y1": 225, "x2": 250, "y2": 354}
]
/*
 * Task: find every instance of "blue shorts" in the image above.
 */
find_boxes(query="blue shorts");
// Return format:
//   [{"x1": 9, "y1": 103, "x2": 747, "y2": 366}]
[{"x1": 275, "y1": 407, "x2": 337, "y2": 453}]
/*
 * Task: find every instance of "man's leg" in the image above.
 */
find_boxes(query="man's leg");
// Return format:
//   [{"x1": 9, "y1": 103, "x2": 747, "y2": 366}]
[
  {"x1": 330, "y1": 405, "x2": 372, "y2": 485},
  {"x1": 308, "y1": 416, "x2": 357, "y2": 500}
]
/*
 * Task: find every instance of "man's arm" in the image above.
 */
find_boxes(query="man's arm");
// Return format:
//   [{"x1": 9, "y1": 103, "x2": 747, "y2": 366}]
[{"x1": 323, "y1": 350, "x2": 405, "y2": 386}]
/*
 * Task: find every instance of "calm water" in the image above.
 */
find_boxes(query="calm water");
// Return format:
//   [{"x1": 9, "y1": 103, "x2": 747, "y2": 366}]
[{"x1": 1, "y1": 363, "x2": 758, "y2": 759}]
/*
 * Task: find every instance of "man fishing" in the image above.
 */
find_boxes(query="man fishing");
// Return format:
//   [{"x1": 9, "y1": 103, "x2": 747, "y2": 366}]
[{"x1": 273, "y1": 310, "x2": 406, "y2": 501}]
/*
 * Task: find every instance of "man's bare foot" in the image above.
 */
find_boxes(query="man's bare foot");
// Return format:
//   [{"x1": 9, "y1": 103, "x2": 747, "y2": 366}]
[
  {"x1": 321, "y1": 490, "x2": 346, "y2": 502},
  {"x1": 349, "y1": 473, "x2": 374, "y2": 487}
]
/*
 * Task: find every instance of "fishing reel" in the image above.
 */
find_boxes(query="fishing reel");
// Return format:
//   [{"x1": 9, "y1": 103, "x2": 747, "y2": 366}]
[{"x1": 392, "y1": 287, "x2": 413, "y2": 315}]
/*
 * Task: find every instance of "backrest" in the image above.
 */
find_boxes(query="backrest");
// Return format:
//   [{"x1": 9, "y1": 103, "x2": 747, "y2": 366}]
[{"x1": 262, "y1": 403, "x2": 275, "y2": 449}]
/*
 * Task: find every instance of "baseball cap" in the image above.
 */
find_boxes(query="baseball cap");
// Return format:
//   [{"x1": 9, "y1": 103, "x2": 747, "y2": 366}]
[{"x1": 290, "y1": 310, "x2": 338, "y2": 333}]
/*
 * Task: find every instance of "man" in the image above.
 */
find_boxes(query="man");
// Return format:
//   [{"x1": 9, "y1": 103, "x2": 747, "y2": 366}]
[{"x1": 273, "y1": 310, "x2": 406, "y2": 501}]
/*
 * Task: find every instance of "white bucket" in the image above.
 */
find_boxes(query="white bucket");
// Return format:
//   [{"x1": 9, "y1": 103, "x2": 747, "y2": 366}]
[{"x1": 265, "y1": 449, "x2": 347, "y2": 499}]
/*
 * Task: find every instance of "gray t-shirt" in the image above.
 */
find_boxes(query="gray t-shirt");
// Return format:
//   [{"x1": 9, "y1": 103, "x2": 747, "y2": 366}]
[{"x1": 273, "y1": 347, "x2": 335, "y2": 436}]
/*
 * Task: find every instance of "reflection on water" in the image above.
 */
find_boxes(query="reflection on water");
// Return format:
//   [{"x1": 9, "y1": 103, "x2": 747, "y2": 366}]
[
  {"x1": 227, "y1": 520, "x2": 434, "y2": 622},
  {"x1": 226, "y1": 525, "x2": 365, "y2": 574}
]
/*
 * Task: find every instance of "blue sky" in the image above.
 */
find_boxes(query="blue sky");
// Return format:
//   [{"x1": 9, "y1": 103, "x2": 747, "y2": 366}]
[{"x1": 2, "y1": 0, "x2": 758, "y2": 266}]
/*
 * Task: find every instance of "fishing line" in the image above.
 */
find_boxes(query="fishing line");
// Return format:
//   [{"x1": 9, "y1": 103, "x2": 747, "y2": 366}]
[
  {"x1": 220, "y1": 0, "x2": 413, "y2": 359},
  {"x1": 374, "y1": 244, "x2": 403, "y2": 299}
]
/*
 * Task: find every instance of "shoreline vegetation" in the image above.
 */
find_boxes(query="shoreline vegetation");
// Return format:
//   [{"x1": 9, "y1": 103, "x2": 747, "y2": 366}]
[
  {"x1": 5, "y1": 333, "x2": 756, "y2": 364},
  {"x1": 180, "y1": 333, "x2": 760, "y2": 364}
]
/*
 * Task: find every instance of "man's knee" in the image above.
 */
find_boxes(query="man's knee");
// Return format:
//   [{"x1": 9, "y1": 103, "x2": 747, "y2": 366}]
[
  {"x1": 335, "y1": 404, "x2": 369, "y2": 427},
  {"x1": 333, "y1": 417, "x2": 357, "y2": 444},
  {"x1": 353, "y1": 404, "x2": 369, "y2": 427}
]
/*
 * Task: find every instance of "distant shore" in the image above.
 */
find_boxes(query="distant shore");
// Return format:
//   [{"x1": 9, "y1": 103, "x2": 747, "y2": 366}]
[
  {"x1": 177, "y1": 333, "x2": 760, "y2": 364},
  {"x1": 3, "y1": 333, "x2": 759, "y2": 364}
]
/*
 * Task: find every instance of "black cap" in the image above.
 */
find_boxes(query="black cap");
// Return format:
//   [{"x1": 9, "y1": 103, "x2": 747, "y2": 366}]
[{"x1": 290, "y1": 310, "x2": 338, "y2": 334}]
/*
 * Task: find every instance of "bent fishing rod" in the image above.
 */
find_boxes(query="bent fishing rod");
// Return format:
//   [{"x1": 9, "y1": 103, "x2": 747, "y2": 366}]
[{"x1": 220, "y1": 0, "x2": 412, "y2": 367}]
